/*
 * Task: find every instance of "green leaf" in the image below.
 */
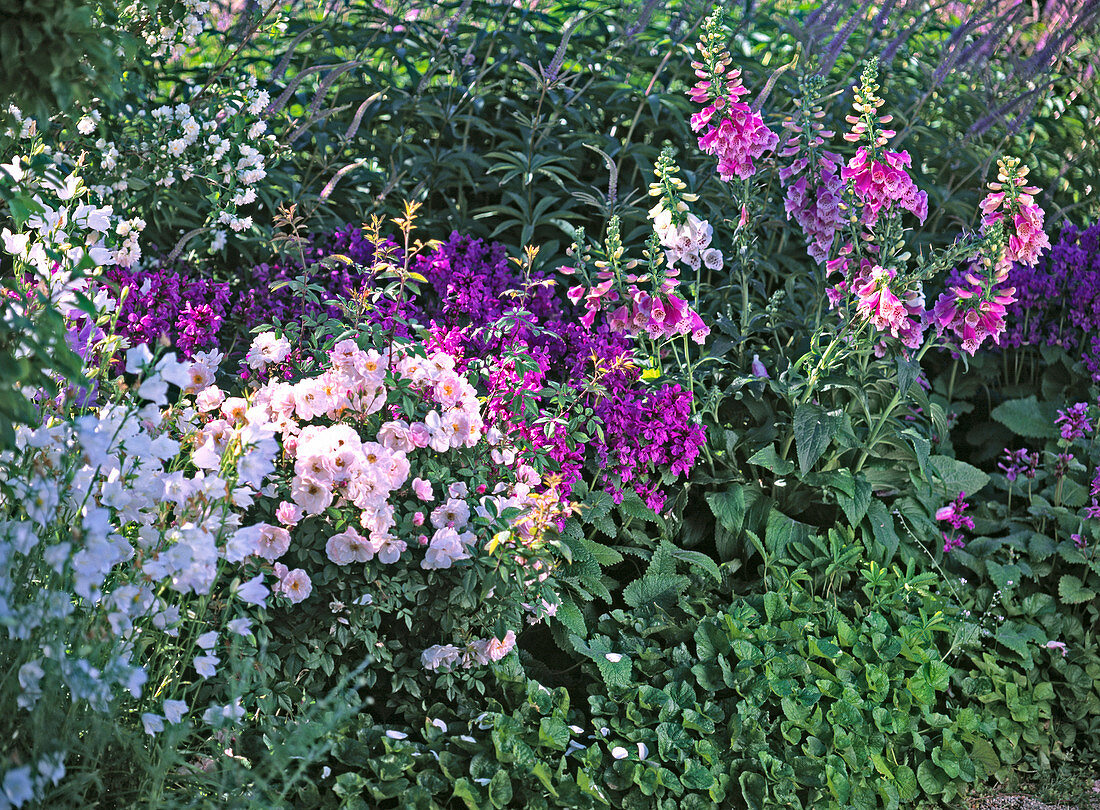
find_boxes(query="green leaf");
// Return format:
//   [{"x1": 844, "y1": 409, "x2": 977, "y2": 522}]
[
  {"x1": 995, "y1": 622, "x2": 1047, "y2": 666},
  {"x1": 1058, "y1": 574, "x2": 1097, "y2": 605},
  {"x1": 837, "y1": 474, "x2": 873, "y2": 526},
  {"x1": 488, "y1": 771, "x2": 513, "y2": 808},
  {"x1": 747, "y1": 445, "x2": 795, "y2": 476},
  {"x1": 864, "y1": 499, "x2": 899, "y2": 562},
  {"x1": 929, "y1": 455, "x2": 990, "y2": 497},
  {"x1": 538, "y1": 717, "x2": 570, "y2": 751},
  {"x1": 897, "y1": 354, "x2": 920, "y2": 397},
  {"x1": 894, "y1": 764, "x2": 918, "y2": 801},
  {"x1": 680, "y1": 760, "x2": 714, "y2": 790},
  {"x1": 706, "y1": 487, "x2": 745, "y2": 534},
  {"x1": 766, "y1": 509, "x2": 805, "y2": 559},
  {"x1": 991, "y1": 396, "x2": 1060, "y2": 439},
  {"x1": 738, "y1": 771, "x2": 766, "y2": 810},
  {"x1": 669, "y1": 547, "x2": 722, "y2": 582},
  {"x1": 794, "y1": 402, "x2": 843, "y2": 474},
  {"x1": 985, "y1": 561, "x2": 1022, "y2": 591},
  {"x1": 553, "y1": 598, "x2": 587, "y2": 636},
  {"x1": 916, "y1": 760, "x2": 946, "y2": 795}
]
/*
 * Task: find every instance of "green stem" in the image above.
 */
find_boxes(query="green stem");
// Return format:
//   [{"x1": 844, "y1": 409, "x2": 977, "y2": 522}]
[{"x1": 853, "y1": 340, "x2": 935, "y2": 473}]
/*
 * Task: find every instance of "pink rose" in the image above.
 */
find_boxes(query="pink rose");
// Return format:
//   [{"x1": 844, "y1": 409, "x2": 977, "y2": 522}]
[{"x1": 412, "y1": 477, "x2": 434, "y2": 501}]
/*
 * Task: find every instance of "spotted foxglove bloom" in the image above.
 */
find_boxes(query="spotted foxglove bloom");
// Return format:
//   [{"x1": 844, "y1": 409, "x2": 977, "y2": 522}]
[{"x1": 841, "y1": 147, "x2": 928, "y2": 228}]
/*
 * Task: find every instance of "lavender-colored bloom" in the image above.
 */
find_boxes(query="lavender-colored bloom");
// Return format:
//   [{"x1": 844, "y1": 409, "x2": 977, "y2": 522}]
[
  {"x1": 1055, "y1": 402, "x2": 1092, "y2": 441},
  {"x1": 999, "y1": 447, "x2": 1039, "y2": 482},
  {"x1": 997, "y1": 222, "x2": 1100, "y2": 382}
]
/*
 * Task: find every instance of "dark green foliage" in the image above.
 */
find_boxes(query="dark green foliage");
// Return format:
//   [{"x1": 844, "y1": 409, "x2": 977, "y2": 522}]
[
  {"x1": 579, "y1": 561, "x2": 993, "y2": 809},
  {"x1": 0, "y1": 0, "x2": 160, "y2": 121}
]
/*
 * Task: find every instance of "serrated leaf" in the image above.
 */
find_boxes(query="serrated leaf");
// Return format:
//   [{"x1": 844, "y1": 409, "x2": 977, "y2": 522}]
[
  {"x1": 748, "y1": 444, "x2": 795, "y2": 476},
  {"x1": 706, "y1": 487, "x2": 745, "y2": 534},
  {"x1": 670, "y1": 547, "x2": 722, "y2": 582},
  {"x1": 865, "y1": 499, "x2": 899, "y2": 562},
  {"x1": 794, "y1": 402, "x2": 843, "y2": 474},
  {"x1": 929, "y1": 455, "x2": 990, "y2": 498},
  {"x1": 896, "y1": 354, "x2": 921, "y2": 397},
  {"x1": 1058, "y1": 574, "x2": 1097, "y2": 605},
  {"x1": 837, "y1": 474, "x2": 873, "y2": 526},
  {"x1": 991, "y1": 396, "x2": 1060, "y2": 439}
]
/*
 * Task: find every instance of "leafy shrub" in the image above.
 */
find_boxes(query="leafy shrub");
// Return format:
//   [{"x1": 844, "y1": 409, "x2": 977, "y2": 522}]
[{"x1": 576, "y1": 556, "x2": 994, "y2": 809}]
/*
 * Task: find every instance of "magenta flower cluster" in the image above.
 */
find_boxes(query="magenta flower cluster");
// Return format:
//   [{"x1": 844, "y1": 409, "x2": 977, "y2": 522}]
[
  {"x1": 841, "y1": 147, "x2": 928, "y2": 228},
  {"x1": 930, "y1": 263, "x2": 1017, "y2": 356},
  {"x1": 417, "y1": 233, "x2": 707, "y2": 512},
  {"x1": 689, "y1": 67, "x2": 778, "y2": 181},
  {"x1": 103, "y1": 225, "x2": 396, "y2": 361},
  {"x1": 1055, "y1": 402, "x2": 1093, "y2": 442},
  {"x1": 999, "y1": 447, "x2": 1039, "y2": 482},
  {"x1": 781, "y1": 159, "x2": 845, "y2": 264},
  {"x1": 104, "y1": 263, "x2": 232, "y2": 358},
  {"x1": 936, "y1": 490, "x2": 974, "y2": 553}
]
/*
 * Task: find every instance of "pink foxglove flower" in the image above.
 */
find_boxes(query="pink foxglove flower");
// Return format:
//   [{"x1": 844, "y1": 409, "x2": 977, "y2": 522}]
[
  {"x1": 931, "y1": 266, "x2": 1016, "y2": 355},
  {"x1": 853, "y1": 265, "x2": 926, "y2": 347},
  {"x1": 841, "y1": 147, "x2": 928, "y2": 227},
  {"x1": 689, "y1": 65, "x2": 778, "y2": 181}
]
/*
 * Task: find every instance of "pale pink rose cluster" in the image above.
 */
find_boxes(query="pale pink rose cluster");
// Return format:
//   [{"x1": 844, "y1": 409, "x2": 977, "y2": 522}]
[
  {"x1": 420, "y1": 629, "x2": 517, "y2": 672},
  {"x1": 244, "y1": 332, "x2": 292, "y2": 371}
]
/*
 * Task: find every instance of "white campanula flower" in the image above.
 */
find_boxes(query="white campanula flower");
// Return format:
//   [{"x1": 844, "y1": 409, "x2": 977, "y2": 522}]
[
  {"x1": 227, "y1": 618, "x2": 251, "y2": 637},
  {"x1": 163, "y1": 699, "x2": 188, "y2": 724},
  {"x1": 2, "y1": 765, "x2": 34, "y2": 807},
  {"x1": 194, "y1": 654, "x2": 219, "y2": 678},
  {"x1": 196, "y1": 630, "x2": 218, "y2": 650},
  {"x1": 36, "y1": 752, "x2": 65, "y2": 787},
  {"x1": 17, "y1": 660, "x2": 45, "y2": 710},
  {"x1": 235, "y1": 574, "x2": 269, "y2": 607},
  {"x1": 142, "y1": 713, "x2": 165, "y2": 735},
  {"x1": 202, "y1": 698, "x2": 244, "y2": 727}
]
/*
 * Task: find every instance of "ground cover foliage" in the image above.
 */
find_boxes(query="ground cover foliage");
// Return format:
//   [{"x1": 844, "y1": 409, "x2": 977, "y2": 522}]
[{"x1": 2, "y1": 0, "x2": 1100, "y2": 807}]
